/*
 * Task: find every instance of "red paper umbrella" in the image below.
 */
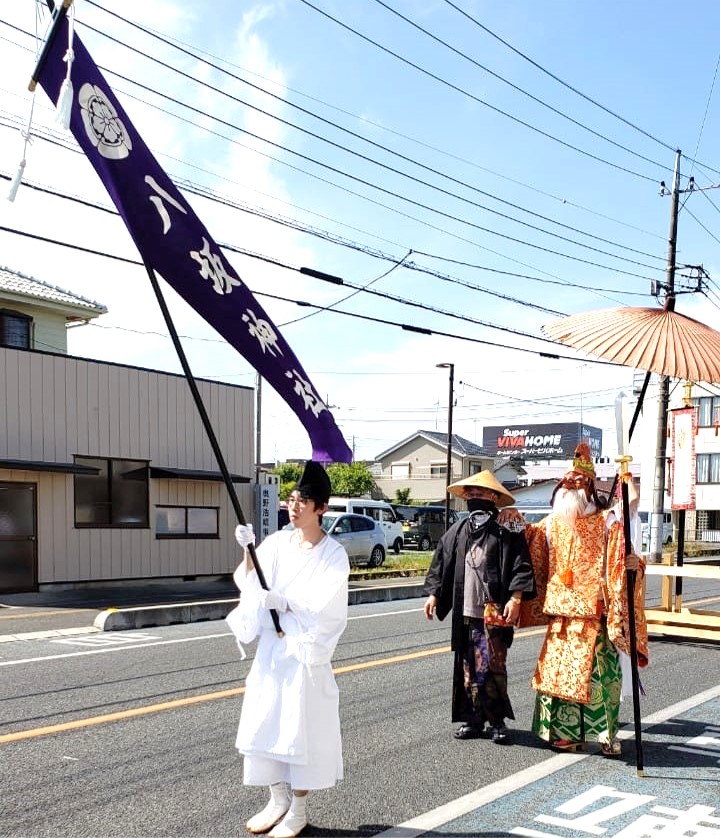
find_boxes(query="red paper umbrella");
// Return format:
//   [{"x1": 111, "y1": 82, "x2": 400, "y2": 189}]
[{"x1": 543, "y1": 306, "x2": 720, "y2": 384}]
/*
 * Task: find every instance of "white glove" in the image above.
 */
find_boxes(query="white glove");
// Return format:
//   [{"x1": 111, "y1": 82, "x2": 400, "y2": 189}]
[
  {"x1": 258, "y1": 588, "x2": 288, "y2": 613},
  {"x1": 235, "y1": 523, "x2": 255, "y2": 548}
]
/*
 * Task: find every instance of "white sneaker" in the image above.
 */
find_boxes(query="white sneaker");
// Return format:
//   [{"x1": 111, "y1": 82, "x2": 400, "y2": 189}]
[
  {"x1": 267, "y1": 811, "x2": 308, "y2": 838},
  {"x1": 246, "y1": 785, "x2": 292, "y2": 834}
]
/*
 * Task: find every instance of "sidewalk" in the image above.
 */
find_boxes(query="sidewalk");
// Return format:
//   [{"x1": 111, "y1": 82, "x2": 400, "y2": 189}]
[{"x1": 0, "y1": 574, "x2": 426, "y2": 640}]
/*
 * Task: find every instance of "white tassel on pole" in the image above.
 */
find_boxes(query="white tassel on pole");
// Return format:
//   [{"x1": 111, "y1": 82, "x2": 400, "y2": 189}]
[
  {"x1": 55, "y1": 3, "x2": 75, "y2": 130},
  {"x1": 7, "y1": 159, "x2": 26, "y2": 203}
]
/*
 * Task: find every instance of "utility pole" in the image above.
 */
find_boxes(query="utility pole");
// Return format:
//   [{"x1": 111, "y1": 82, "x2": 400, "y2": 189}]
[
  {"x1": 649, "y1": 150, "x2": 681, "y2": 564},
  {"x1": 255, "y1": 372, "x2": 262, "y2": 485},
  {"x1": 436, "y1": 363, "x2": 455, "y2": 532}
]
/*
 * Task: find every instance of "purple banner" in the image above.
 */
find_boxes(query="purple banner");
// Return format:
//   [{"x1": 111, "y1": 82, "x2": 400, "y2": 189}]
[{"x1": 36, "y1": 18, "x2": 352, "y2": 464}]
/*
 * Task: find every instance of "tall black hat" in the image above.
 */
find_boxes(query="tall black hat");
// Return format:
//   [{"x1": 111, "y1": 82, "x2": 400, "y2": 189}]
[{"x1": 296, "y1": 460, "x2": 331, "y2": 504}]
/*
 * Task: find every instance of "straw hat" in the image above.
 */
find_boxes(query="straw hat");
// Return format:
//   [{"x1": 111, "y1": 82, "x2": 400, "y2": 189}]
[{"x1": 447, "y1": 470, "x2": 516, "y2": 507}]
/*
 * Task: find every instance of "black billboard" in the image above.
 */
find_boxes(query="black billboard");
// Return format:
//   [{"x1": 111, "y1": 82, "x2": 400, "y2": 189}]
[{"x1": 482, "y1": 422, "x2": 602, "y2": 460}]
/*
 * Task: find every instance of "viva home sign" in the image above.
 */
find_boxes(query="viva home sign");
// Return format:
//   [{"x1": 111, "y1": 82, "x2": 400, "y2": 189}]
[{"x1": 483, "y1": 423, "x2": 603, "y2": 459}]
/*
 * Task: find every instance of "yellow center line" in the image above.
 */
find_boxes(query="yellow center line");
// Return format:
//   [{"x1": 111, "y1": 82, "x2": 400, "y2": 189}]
[{"x1": 0, "y1": 629, "x2": 548, "y2": 745}]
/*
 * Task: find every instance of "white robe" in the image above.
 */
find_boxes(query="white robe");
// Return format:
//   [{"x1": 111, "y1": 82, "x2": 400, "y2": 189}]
[{"x1": 226, "y1": 530, "x2": 349, "y2": 790}]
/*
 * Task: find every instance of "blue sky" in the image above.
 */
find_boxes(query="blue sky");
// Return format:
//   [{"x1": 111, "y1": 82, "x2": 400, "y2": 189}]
[{"x1": 2, "y1": 0, "x2": 720, "y2": 464}]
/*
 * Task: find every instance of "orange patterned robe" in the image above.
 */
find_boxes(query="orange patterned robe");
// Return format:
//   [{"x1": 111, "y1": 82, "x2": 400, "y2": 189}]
[{"x1": 526, "y1": 511, "x2": 648, "y2": 704}]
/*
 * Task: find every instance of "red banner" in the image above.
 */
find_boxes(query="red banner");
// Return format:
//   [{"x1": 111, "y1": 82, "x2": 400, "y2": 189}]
[{"x1": 670, "y1": 407, "x2": 696, "y2": 510}]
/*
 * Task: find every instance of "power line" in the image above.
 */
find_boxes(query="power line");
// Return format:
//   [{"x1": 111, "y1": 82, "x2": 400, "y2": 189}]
[
  {"x1": 0, "y1": 158, "x2": 651, "y2": 311},
  {"x1": 439, "y1": 0, "x2": 678, "y2": 156},
  {"x1": 69, "y1": 19, "x2": 665, "y2": 272},
  {"x1": 0, "y1": 223, "x2": 623, "y2": 367},
  {"x1": 65, "y1": 9, "x2": 663, "y2": 245},
  {"x1": 0, "y1": 170, "x2": 570, "y2": 313},
  {"x1": 370, "y1": 0, "x2": 670, "y2": 173},
  {"x1": 83, "y1": 0, "x2": 666, "y2": 264},
  {"x1": 296, "y1": 0, "x2": 663, "y2": 183},
  {"x1": 1, "y1": 24, "x2": 663, "y2": 288}
]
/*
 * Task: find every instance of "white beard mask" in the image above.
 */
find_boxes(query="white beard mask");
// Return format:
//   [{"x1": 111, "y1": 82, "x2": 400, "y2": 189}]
[{"x1": 553, "y1": 487, "x2": 595, "y2": 526}]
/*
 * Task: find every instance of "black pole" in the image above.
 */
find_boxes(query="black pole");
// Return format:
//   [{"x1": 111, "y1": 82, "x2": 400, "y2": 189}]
[
  {"x1": 675, "y1": 509, "x2": 686, "y2": 606},
  {"x1": 144, "y1": 265, "x2": 283, "y2": 636},
  {"x1": 30, "y1": 0, "x2": 72, "y2": 92},
  {"x1": 436, "y1": 363, "x2": 454, "y2": 532},
  {"x1": 445, "y1": 366, "x2": 454, "y2": 532},
  {"x1": 621, "y1": 478, "x2": 644, "y2": 776}
]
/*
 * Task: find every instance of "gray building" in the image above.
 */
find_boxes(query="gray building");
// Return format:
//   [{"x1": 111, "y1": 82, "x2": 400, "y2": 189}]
[{"x1": 0, "y1": 268, "x2": 253, "y2": 593}]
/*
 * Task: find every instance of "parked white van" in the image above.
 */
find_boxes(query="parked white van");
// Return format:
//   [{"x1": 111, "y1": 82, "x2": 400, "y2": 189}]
[
  {"x1": 639, "y1": 510, "x2": 673, "y2": 549},
  {"x1": 327, "y1": 497, "x2": 404, "y2": 553}
]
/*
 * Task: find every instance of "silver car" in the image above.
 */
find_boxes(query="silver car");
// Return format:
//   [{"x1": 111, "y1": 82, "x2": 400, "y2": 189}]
[{"x1": 321, "y1": 512, "x2": 387, "y2": 567}]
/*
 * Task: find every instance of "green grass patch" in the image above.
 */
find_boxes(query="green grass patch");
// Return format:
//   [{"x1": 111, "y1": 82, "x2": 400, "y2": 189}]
[{"x1": 349, "y1": 550, "x2": 432, "y2": 578}]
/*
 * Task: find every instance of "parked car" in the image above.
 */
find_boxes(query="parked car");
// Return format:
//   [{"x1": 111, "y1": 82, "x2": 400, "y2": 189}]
[
  {"x1": 277, "y1": 503, "x2": 290, "y2": 529},
  {"x1": 399, "y1": 505, "x2": 458, "y2": 551},
  {"x1": 321, "y1": 512, "x2": 387, "y2": 567},
  {"x1": 516, "y1": 506, "x2": 551, "y2": 524},
  {"x1": 327, "y1": 497, "x2": 404, "y2": 554},
  {"x1": 639, "y1": 510, "x2": 673, "y2": 548}
]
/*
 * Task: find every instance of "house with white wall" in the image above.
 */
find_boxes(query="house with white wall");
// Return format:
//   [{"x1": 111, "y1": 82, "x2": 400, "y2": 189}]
[
  {"x1": 0, "y1": 267, "x2": 254, "y2": 593},
  {"x1": 634, "y1": 377, "x2": 720, "y2": 541}
]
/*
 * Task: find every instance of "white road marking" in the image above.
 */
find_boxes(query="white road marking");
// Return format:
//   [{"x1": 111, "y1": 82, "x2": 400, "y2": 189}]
[
  {"x1": 348, "y1": 607, "x2": 423, "y2": 620},
  {"x1": 0, "y1": 604, "x2": 514, "y2": 667},
  {"x1": 377, "y1": 683, "x2": 720, "y2": 837},
  {"x1": 49, "y1": 632, "x2": 160, "y2": 647},
  {"x1": 0, "y1": 632, "x2": 231, "y2": 667}
]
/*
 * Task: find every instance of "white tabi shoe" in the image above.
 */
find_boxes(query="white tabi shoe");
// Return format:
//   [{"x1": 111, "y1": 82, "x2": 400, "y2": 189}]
[
  {"x1": 268, "y1": 794, "x2": 308, "y2": 838},
  {"x1": 246, "y1": 783, "x2": 292, "y2": 834}
]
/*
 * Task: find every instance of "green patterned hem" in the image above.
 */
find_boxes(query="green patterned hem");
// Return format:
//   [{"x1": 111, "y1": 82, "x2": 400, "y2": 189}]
[{"x1": 532, "y1": 624, "x2": 621, "y2": 744}]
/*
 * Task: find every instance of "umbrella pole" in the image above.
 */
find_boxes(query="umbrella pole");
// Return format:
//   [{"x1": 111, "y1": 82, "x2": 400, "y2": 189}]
[{"x1": 619, "y1": 473, "x2": 644, "y2": 776}]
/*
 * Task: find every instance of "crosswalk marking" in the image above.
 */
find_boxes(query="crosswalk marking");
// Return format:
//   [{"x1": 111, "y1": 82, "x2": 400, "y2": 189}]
[{"x1": 49, "y1": 632, "x2": 160, "y2": 647}]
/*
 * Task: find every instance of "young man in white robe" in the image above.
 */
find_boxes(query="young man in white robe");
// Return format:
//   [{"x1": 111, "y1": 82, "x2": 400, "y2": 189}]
[{"x1": 227, "y1": 461, "x2": 349, "y2": 838}]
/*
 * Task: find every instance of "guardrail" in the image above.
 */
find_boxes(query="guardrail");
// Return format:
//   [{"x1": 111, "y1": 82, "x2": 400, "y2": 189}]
[{"x1": 645, "y1": 558, "x2": 720, "y2": 642}]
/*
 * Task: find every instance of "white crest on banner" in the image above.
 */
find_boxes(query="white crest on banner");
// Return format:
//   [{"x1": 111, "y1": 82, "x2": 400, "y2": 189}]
[{"x1": 78, "y1": 83, "x2": 132, "y2": 160}]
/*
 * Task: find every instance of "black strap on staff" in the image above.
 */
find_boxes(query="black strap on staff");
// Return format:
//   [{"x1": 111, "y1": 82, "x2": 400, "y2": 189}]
[{"x1": 144, "y1": 265, "x2": 283, "y2": 637}]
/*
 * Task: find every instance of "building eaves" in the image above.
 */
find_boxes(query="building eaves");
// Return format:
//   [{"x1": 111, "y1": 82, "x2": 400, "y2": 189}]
[
  {"x1": 0, "y1": 266, "x2": 107, "y2": 317},
  {"x1": 375, "y1": 429, "x2": 490, "y2": 461}
]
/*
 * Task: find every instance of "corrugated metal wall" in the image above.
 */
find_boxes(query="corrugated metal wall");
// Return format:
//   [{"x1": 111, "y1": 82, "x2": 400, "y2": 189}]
[{"x1": 0, "y1": 346, "x2": 254, "y2": 583}]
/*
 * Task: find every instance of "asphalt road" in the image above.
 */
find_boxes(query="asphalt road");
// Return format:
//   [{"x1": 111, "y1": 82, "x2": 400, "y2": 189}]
[{"x1": 1, "y1": 582, "x2": 719, "y2": 837}]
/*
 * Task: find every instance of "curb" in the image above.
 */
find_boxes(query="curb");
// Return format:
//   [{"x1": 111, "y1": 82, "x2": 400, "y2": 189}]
[
  {"x1": 94, "y1": 583, "x2": 427, "y2": 631},
  {"x1": 94, "y1": 599, "x2": 239, "y2": 631},
  {"x1": 348, "y1": 582, "x2": 425, "y2": 605}
]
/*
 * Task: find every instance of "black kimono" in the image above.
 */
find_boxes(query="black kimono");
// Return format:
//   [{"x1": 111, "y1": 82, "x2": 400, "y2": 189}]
[{"x1": 423, "y1": 512, "x2": 535, "y2": 726}]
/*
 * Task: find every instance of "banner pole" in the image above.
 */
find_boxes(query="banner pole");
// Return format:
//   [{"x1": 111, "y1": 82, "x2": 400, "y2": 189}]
[
  {"x1": 31, "y1": 0, "x2": 73, "y2": 91},
  {"x1": 144, "y1": 264, "x2": 283, "y2": 637}
]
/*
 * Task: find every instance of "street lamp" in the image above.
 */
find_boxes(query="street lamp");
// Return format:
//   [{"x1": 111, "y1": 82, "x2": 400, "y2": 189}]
[{"x1": 436, "y1": 363, "x2": 454, "y2": 531}]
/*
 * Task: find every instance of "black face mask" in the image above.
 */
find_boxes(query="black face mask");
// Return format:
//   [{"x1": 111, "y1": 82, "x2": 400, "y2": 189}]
[{"x1": 466, "y1": 497, "x2": 496, "y2": 513}]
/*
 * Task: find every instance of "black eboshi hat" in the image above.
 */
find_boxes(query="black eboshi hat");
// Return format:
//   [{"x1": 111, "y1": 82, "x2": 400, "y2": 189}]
[{"x1": 296, "y1": 460, "x2": 332, "y2": 504}]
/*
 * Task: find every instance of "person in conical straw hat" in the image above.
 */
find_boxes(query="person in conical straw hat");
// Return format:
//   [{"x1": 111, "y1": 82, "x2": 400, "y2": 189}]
[
  {"x1": 423, "y1": 470, "x2": 536, "y2": 744},
  {"x1": 523, "y1": 442, "x2": 649, "y2": 758}
]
